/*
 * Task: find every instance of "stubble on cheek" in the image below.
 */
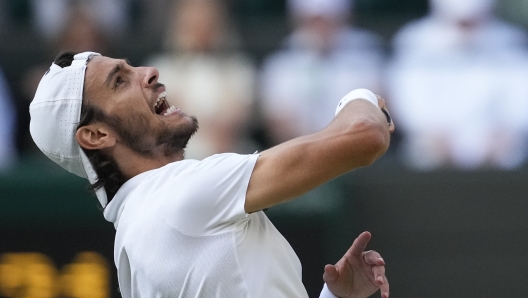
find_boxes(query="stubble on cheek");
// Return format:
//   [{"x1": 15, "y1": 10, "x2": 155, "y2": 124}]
[{"x1": 108, "y1": 110, "x2": 199, "y2": 158}]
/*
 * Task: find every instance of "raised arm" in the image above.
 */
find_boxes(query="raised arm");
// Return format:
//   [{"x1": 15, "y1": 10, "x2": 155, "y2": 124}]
[{"x1": 245, "y1": 93, "x2": 394, "y2": 213}]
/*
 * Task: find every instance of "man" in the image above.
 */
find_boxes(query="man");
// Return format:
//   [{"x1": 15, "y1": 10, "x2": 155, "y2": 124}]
[
  {"x1": 30, "y1": 52, "x2": 393, "y2": 297},
  {"x1": 387, "y1": 0, "x2": 528, "y2": 169}
]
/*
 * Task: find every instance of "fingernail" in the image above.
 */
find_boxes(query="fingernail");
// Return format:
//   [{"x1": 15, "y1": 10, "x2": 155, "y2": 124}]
[
  {"x1": 378, "y1": 257, "x2": 384, "y2": 263},
  {"x1": 377, "y1": 276, "x2": 383, "y2": 283}
]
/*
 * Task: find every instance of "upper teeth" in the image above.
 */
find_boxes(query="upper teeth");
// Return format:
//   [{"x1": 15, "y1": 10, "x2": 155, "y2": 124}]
[{"x1": 154, "y1": 91, "x2": 167, "y2": 108}]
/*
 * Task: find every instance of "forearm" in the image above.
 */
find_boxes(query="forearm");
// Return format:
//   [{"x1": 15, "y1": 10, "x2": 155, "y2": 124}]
[
  {"x1": 283, "y1": 98, "x2": 390, "y2": 175},
  {"x1": 328, "y1": 98, "x2": 391, "y2": 164},
  {"x1": 246, "y1": 99, "x2": 390, "y2": 212}
]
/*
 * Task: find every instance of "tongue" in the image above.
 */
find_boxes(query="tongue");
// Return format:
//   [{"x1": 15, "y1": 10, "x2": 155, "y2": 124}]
[
  {"x1": 156, "y1": 101, "x2": 170, "y2": 115},
  {"x1": 160, "y1": 107, "x2": 169, "y2": 115}
]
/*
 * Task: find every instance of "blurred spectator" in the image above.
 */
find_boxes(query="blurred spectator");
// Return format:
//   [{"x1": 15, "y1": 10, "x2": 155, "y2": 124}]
[
  {"x1": 134, "y1": 0, "x2": 174, "y2": 45},
  {"x1": 30, "y1": 0, "x2": 129, "y2": 41},
  {"x1": 259, "y1": 0, "x2": 385, "y2": 144},
  {"x1": 387, "y1": 0, "x2": 528, "y2": 170},
  {"x1": 53, "y1": 7, "x2": 110, "y2": 54},
  {"x1": 146, "y1": 0, "x2": 256, "y2": 159},
  {"x1": 0, "y1": 67, "x2": 17, "y2": 170}
]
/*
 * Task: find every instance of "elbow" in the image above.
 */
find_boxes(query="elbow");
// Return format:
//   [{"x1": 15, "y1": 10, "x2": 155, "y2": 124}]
[{"x1": 349, "y1": 118, "x2": 390, "y2": 167}]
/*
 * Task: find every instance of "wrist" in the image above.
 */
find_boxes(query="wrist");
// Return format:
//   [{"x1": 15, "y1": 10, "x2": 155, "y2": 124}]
[
  {"x1": 335, "y1": 88, "x2": 379, "y2": 116},
  {"x1": 320, "y1": 283, "x2": 339, "y2": 298}
]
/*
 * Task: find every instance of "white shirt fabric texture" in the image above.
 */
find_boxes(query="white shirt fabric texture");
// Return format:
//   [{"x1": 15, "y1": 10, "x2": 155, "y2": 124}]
[{"x1": 104, "y1": 153, "x2": 320, "y2": 298}]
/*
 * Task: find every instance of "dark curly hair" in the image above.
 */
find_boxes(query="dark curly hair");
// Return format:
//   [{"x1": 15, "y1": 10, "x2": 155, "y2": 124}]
[{"x1": 55, "y1": 51, "x2": 125, "y2": 204}]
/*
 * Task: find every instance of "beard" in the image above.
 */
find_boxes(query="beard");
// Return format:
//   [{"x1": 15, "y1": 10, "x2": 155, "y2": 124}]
[{"x1": 104, "y1": 110, "x2": 199, "y2": 158}]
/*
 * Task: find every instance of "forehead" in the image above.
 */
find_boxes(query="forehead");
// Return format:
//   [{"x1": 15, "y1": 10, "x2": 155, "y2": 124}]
[
  {"x1": 83, "y1": 56, "x2": 126, "y2": 102},
  {"x1": 85, "y1": 56, "x2": 122, "y2": 86}
]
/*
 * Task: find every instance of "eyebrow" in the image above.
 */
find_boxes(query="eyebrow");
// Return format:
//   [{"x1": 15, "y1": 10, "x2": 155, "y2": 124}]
[{"x1": 104, "y1": 59, "x2": 131, "y2": 88}]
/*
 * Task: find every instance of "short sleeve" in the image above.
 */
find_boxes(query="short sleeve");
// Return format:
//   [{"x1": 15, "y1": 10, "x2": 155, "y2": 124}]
[{"x1": 164, "y1": 153, "x2": 259, "y2": 236}]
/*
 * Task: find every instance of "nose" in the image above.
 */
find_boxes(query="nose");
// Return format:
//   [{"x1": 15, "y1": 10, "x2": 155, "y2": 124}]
[{"x1": 141, "y1": 67, "x2": 159, "y2": 88}]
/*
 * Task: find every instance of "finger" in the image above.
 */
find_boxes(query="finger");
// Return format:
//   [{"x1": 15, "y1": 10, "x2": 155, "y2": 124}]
[
  {"x1": 363, "y1": 250, "x2": 374, "y2": 265},
  {"x1": 375, "y1": 94, "x2": 386, "y2": 108},
  {"x1": 383, "y1": 108, "x2": 395, "y2": 128},
  {"x1": 348, "y1": 231, "x2": 372, "y2": 256},
  {"x1": 371, "y1": 267, "x2": 389, "y2": 298},
  {"x1": 383, "y1": 109, "x2": 395, "y2": 134},
  {"x1": 371, "y1": 265, "x2": 386, "y2": 286},
  {"x1": 375, "y1": 95, "x2": 395, "y2": 133},
  {"x1": 363, "y1": 250, "x2": 385, "y2": 266},
  {"x1": 322, "y1": 264, "x2": 338, "y2": 284},
  {"x1": 381, "y1": 108, "x2": 392, "y2": 125},
  {"x1": 380, "y1": 276, "x2": 389, "y2": 298}
]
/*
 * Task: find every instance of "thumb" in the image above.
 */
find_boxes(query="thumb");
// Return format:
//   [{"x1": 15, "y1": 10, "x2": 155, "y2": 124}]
[{"x1": 323, "y1": 264, "x2": 338, "y2": 284}]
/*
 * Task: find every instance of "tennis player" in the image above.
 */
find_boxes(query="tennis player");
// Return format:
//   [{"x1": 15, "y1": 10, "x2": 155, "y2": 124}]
[{"x1": 30, "y1": 52, "x2": 393, "y2": 298}]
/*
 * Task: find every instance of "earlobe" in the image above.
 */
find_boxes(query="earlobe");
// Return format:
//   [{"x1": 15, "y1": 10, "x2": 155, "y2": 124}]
[{"x1": 76, "y1": 124, "x2": 116, "y2": 150}]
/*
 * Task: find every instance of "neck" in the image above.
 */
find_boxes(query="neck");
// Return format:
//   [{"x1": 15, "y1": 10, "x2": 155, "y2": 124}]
[{"x1": 109, "y1": 144, "x2": 184, "y2": 180}]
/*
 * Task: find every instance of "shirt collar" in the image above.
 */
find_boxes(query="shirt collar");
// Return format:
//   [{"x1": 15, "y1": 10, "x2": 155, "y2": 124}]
[{"x1": 103, "y1": 170, "x2": 151, "y2": 229}]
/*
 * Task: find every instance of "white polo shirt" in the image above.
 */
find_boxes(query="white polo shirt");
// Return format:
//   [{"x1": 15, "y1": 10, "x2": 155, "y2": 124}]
[{"x1": 103, "y1": 153, "x2": 308, "y2": 298}]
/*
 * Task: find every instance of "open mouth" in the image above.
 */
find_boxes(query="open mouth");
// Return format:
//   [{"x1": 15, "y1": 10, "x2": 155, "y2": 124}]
[{"x1": 153, "y1": 91, "x2": 179, "y2": 116}]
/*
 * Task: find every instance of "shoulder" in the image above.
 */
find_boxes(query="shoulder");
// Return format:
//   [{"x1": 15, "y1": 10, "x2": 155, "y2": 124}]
[
  {"x1": 163, "y1": 154, "x2": 260, "y2": 235},
  {"x1": 153, "y1": 154, "x2": 259, "y2": 185},
  {"x1": 198, "y1": 152, "x2": 257, "y2": 163},
  {"x1": 195, "y1": 153, "x2": 259, "y2": 174}
]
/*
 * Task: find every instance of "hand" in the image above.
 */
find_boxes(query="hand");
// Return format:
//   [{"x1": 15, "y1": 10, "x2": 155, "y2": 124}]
[
  {"x1": 323, "y1": 232, "x2": 389, "y2": 298},
  {"x1": 375, "y1": 94, "x2": 395, "y2": 134}
]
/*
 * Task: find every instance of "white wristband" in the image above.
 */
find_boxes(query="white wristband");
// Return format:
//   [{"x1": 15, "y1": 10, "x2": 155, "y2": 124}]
[
  {"x1": 319, "y1": 283, "x2": 339, "y2": 298},
  {"x1": 335, "y1": 88, "x2": 379, "y2": 116}
]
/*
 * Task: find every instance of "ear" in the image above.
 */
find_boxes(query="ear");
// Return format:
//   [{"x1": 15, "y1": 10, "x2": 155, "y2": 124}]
[{"x1": 76, "y1": 123, "x2": 116, "y2": 150}]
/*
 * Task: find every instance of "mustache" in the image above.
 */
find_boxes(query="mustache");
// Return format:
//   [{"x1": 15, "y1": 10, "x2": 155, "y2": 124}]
[{"x1": 153, "y1": 83, "x2": 165, "y2": 92}]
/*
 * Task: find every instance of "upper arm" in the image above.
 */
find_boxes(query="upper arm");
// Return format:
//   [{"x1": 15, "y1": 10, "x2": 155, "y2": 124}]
[{"x1": 244, "y1": 100, "x2": 390, "y2": 213}]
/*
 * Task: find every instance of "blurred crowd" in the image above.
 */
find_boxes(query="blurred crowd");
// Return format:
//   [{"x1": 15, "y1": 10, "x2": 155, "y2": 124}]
[{"x1": 2, "y1": 0, "x2": 528, "y2": 171}]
